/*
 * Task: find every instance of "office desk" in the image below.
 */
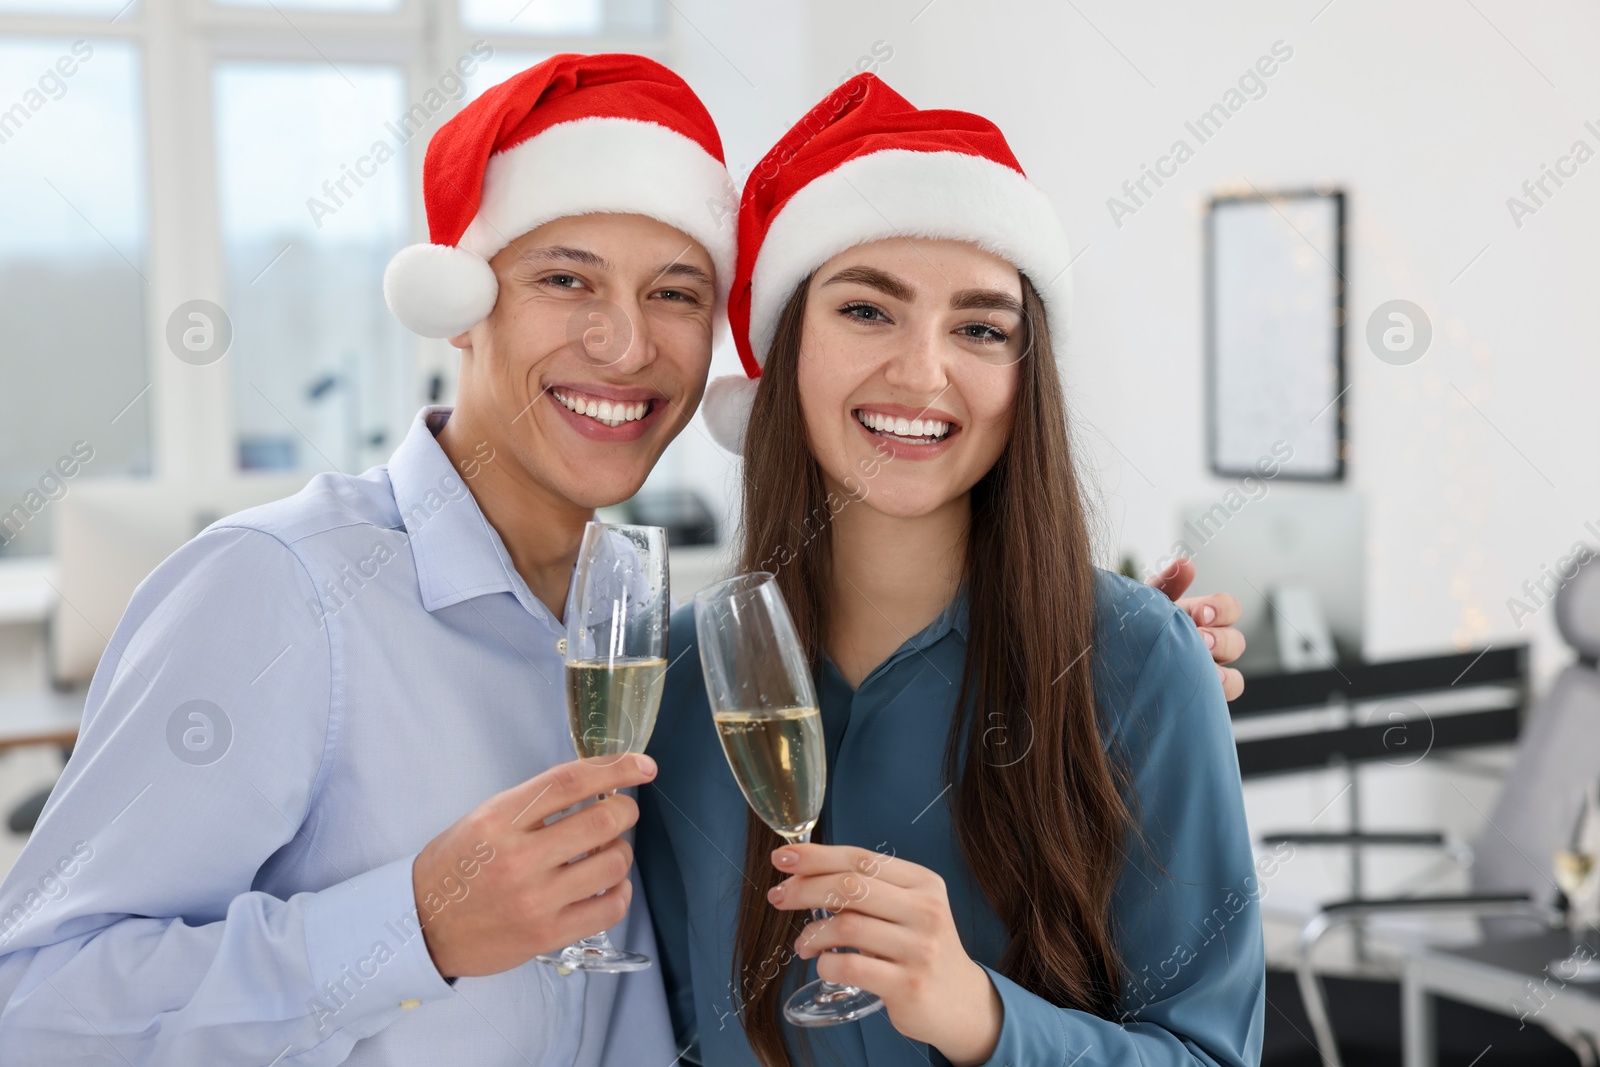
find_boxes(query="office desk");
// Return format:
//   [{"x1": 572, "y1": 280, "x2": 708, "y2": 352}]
[
  {"x1": 1403, "y1": 930, "x2": 1600, "y2": 1067},
  {"x1": 0, "y1": 689, "x2": 84, "y2": 754}
]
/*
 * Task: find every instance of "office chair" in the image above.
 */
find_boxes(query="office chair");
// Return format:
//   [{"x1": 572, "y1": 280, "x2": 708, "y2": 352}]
[{"x1": 1271, "y1": 553, "x2": 1600, "y2": 1067}]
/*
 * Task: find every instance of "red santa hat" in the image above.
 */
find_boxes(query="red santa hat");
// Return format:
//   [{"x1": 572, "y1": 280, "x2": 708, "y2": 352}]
[
  {"x1": 384, "y1": 53, "x2": 737, "y2": 339},
  {"x1": 700, "y1": 73, "x2": 1074, "y2": 454}
]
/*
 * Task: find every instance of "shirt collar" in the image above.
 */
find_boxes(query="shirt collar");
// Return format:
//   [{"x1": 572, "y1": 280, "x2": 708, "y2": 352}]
[
  {"x1": 386, "y1": 406, "x2": 555, "y2": 622},
  {"x1": 909, "y1": 585, "x2": 970, "y2": 649},
  {"x1": 822, "y1": 586, "x2": 969, "y2": 695}
]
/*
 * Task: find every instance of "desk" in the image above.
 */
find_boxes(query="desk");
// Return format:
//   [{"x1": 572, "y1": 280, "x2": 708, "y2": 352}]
[
  {"x1": 0, "y1": 689, "x2": 84, "y2": 754},
  {"x1": 1403, "y1": 931, "x2": 1600, "y2": 1067}
]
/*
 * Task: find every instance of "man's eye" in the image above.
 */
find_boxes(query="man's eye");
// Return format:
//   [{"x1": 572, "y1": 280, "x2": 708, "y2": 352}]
[
  {"x1": 655, "y1": 288, "x2": 699, "y2": 304},
  {"x1": 543, "y1": 273, "x2": 583, "y2": 289},
  {"x1": 840, "y1": 303, "x2": 888, "y2": 323}
]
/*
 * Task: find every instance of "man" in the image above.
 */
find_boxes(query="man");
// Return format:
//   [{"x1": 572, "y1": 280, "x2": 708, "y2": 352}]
[{"x1": 0, "y1": 54, "x2": 1242, "y2": 1065}]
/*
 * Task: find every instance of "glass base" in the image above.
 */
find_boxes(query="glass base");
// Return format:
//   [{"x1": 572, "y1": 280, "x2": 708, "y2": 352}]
[
  {"x1": 783, "y1": 978, "x2": 886, "y2": 1027},
  {"x1": 536, "y1": 942, "x2": 652, "y2": 975},
  {"x1": 1550, "y1": 952, "x2": 1600, "y2": 983}
]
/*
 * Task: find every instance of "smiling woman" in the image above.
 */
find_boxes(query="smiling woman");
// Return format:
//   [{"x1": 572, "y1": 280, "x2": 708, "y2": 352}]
[
  {"x1": 639, "y1": 71, "x2": 1263, "y2": 1067},
  {"x1": 725, "y1": 235, "x2": 1121, "y2": 1067},
  {"x1": 799, "y1": 240, "x2": 1025, "y2": 488}
]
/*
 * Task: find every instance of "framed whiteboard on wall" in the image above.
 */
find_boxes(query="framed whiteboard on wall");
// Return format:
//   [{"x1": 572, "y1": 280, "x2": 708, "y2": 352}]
[{"x1": 1206, "y1": 190, "x2": 1346, "y2": 481}]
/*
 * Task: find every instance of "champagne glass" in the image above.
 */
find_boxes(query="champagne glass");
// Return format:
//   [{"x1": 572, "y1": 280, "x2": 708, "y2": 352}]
[
  {"x1": 693, "y1": 572, "x2": 885, "y2": 1026},
  {"x1": 537, "y1": 522, "x2": 669, "y2": 974},
  {"x1": 1552, "y1": 781, "x2": 1600, "y2": 980}
]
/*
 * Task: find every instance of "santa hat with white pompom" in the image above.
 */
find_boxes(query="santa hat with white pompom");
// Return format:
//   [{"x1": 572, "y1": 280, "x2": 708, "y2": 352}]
[
  {"x1": 699, "y1": 72, "x2": 1076, "y2": 454},
  {"x1": 383, "y1": 53, "x2": 737, "y2": 339}
]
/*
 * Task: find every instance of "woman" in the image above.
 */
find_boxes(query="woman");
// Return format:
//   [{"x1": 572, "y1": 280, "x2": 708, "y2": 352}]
[{"x1": 639, "y1": 74, "x2": 1263, "y2": 1067}]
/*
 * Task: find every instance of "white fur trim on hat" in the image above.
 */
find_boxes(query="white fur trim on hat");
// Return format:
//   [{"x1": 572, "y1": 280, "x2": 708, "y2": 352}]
[
  {"x1": 386, "y1": 117, "x2": 738, "y2": 339},
  {"x1": 383, "y1": 243, "x2": 499, "y2": 339},
  {"x1": 748, "y1": 149, "x2": 1072, "y2": 368},
  {"x1": 458, "y1": 116, "x2": 738, "y2": 303},
  {"x1": 700, "y1": 373, "x2": 759, "y2": 454}
]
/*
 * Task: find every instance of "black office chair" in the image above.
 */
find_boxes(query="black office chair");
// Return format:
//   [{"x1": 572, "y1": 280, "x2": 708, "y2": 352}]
[{"x1": 6, "y1": 742, "x2": 71, "y2": 835}]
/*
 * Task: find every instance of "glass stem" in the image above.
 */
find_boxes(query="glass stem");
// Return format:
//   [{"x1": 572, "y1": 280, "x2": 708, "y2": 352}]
[
  {"x1": 791, "y1": 830, "x2": 853, "y2": 993},
  {"x1": 578, "y1": 791, "x2": 619, "y2": 952},
  {"x1": 577, "y1": 931, "x2": 616, "y2": 951}
]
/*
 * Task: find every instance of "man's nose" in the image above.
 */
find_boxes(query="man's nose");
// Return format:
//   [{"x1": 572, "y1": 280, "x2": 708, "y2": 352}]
[{"x1": 570, "y1": 297, "x2": 656, "y2": 374}]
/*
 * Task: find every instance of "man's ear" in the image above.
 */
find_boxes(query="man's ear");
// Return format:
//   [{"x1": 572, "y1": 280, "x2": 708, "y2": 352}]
[{"x1": 448, "y1": 329, "x2": 472, "y2": 351}]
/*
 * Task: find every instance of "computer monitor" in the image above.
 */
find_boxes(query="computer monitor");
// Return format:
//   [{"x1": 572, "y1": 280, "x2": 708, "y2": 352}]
[
  {"x1": 1177, "y1": 489, "x2": 1365, "y2": 673},
  {"x1": 51, "y1": 476, "x2": 310, "y2": 686}
]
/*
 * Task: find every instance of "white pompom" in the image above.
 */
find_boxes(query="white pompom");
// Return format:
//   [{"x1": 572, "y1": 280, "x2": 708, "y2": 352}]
[
  {"x1": 700, "y1": 374, "x2": 759, "y2": 454},
  {"x1": 383, "y1": 244, "x2": 498, "y2": 338}
]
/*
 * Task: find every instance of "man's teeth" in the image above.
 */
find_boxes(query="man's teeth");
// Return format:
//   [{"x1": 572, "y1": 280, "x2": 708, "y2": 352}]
[
  {"x1": 552, "y1": 389, "x2": 652, "y2": 427},
  {"x1": 854, "y1": 410, "x2": 951, "y2": 442}
]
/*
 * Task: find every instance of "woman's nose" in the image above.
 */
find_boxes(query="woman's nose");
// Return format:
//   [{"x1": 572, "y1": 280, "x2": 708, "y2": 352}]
[{"x1": 882, "y1": 326, "x2": 949, "y2": 393}]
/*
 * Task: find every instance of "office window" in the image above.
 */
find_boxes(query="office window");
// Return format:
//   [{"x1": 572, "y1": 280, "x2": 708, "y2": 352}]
[
  {"x1": 0, "y1": 0, "x2": 667, "y2": 553},
  {"x1": 0, "y1": 39, "x2": 148, "y2": 557},
  {"x1": 461, "y1": 0, "x2": 658, "y2": 35},
  {"x1": 214, "y1": 62, "x2": 411, "y2": 473},
  {"x1": 460, "y1": 0, "x2": 602, "y2": 35},
  {"x1": 466, "y1": 51, "x2": 552, "y2": 98},
  {"x1": 213, "y1": 0, "x2": 399, "y2": 10},
  {"x1": 0, "y1": 0, "x2": 136, "y2": 14}
]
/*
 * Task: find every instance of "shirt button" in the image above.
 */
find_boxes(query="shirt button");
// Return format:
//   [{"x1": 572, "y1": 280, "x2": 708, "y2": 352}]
[
  {"x1": 556, "y1": 638, "x2": 567, "y2": 655},
  {"x1": 399, "y1": 999, "x2": 421, "y2": 1011}
]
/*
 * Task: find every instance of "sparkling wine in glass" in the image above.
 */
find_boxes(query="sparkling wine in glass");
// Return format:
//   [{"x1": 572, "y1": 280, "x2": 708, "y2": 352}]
[
  {"x1": 694, "y1": 572, "x2": 885, "y2": 1027},
  {"x1": 1552, "y1": 781, "x2": 1600, "y2": 980},
  {"x1": 537, "y1": 522, "x2": 668, "y2": 975}
]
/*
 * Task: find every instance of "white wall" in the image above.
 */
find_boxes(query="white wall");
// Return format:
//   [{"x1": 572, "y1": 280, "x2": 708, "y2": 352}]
[
  {"x1": 647, "y1": 0, "x2": 813, "y2": 565},
  {"x1": 794, "y1": 0, "x2": 1599, "y2": 680},
  {"x1": 668, "y1": 0, "x2": 1600, "y2": 924}
]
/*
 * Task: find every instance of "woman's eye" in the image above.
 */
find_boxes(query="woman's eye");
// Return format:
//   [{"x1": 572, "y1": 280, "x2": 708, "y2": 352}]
[
  {"x1": 959, "y1": 322, "x2": 1009, "y2": 344},
  {"x1": 840, "y1": 303, "x2": 888, "y2": 323}
]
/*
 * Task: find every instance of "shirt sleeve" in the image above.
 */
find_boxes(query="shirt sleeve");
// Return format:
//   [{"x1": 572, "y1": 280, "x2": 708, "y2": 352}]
[
  {"x1": 976, "y1": 609, "x2": 1265, "y2": 1067},
  {"x1": 0, "y1": 525, "x2": 454, "y2": 1066}
]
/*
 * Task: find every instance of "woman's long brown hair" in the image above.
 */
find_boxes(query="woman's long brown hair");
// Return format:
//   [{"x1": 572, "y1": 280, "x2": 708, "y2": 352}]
[{"x1": 731, "y1": 272, "x2": 1132, "y2": 1065}]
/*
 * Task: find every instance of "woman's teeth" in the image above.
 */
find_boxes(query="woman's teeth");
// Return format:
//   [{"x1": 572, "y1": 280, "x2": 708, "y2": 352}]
[
  {"x1": 854, "y1": 409, "x2": 952, "y2": 443},
  {"x1": 552, "y1": 388, "x2": 652, "y2": 428}
]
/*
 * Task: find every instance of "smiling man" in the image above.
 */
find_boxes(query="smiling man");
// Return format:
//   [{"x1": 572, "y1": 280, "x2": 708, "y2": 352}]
[
  {"x1": 0, "y1": 52, "x2": 1243, "y2": 1067},
  {"x1": 427, "y1": 212, "x2": 719, "y2": 617},
  {"x1": 0, "y1": 55, "x2": 736, "y2": 1067}
]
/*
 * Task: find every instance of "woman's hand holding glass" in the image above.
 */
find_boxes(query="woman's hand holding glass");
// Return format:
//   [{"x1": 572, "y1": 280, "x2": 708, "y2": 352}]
[
  {"x1": 694, "y1": 572, "x2": 886, "y2": 1026},
  {"x1": 766, "y1": 843, "x2": 1004, "y2": 1067}
]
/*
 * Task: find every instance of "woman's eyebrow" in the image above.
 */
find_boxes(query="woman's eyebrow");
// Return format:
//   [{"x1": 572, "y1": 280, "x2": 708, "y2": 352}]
[
  {"x1": 820, "y1": 266, "x2": 915, "y2": 302},
  {"x1": 951, "y1": 289, "x2": 1022, "y2": 314}
]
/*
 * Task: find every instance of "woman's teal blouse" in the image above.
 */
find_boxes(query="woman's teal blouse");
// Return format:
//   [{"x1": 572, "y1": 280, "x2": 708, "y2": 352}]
[{"x1": 639, "y1": 569, "x2": 1265, "y2": 1066}]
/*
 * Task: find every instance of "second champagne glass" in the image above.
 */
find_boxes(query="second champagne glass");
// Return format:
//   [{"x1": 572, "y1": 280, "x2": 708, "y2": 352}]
[
  {"x1": 536, "y1": 521, "x2": 668, "y2": 974},
  {"x1": 694, "y1": 571, "x2": 885, "y2": 1027}
]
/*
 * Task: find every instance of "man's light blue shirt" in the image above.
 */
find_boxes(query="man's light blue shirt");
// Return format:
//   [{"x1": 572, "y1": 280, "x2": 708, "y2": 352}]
[{"x1": 0, "y1": 407, "x2": 674, "y2": 1066}]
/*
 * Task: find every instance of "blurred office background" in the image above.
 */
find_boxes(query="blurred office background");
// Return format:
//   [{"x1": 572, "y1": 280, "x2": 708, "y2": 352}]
[{"x1": 3, "y1": 1, "x2": 1600, "y2": 1062}]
